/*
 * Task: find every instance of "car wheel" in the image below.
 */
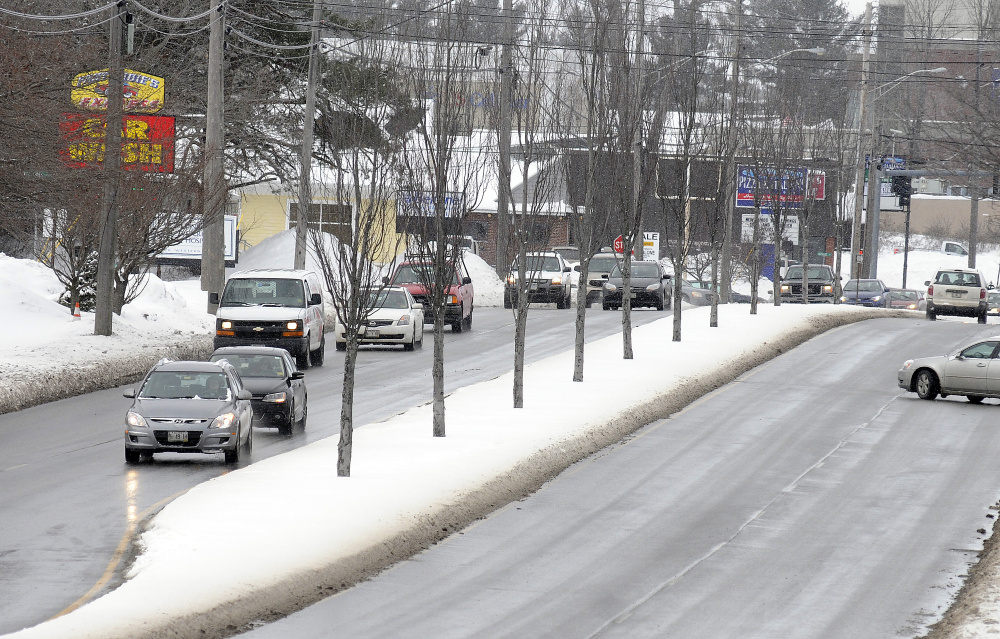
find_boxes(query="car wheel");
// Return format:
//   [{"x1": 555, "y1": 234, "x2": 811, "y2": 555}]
[
  {"x1": 245, "y1": 423, "x2": 253, "y2": 455},
  {"x1": 915, "y1": 369, "x2": 940, "y2": 401},
  {"x1": 335, "y1": 340, "x2": 346, "y2": 351},
  {"x1": 224, "y1": 431, "x2": 241, "y2": 464},
  {"x1": 979, "y1": 312, "x2": 988, "y2": 324},
  {"x1": 310, "y1": 336, "x2": 326, "y2": 366},
  {"x1": 968, "y1": 395, "x2": 985, "y2": 404},
  {"x1": 464, "y1": 309, "x2": 473, "y2": 330},
  {"x1": 125, "y1": 447, "x2": 141, "y2": 464},
  {"x1": 279, "y1": 405, "x2": 293, "y2": 436},
  {"x1": 503, "y1": 293, "x2": 512, "y2": 309},
  {"x1": 296, "y1": 398, "x2": 308, "y2": 429},
  {"x1": 296, "y1": 345, "x2": 311, "y2": 370},
  {"x1": 404, "y1": 332, "x2": 415, "y2": 351},
  {"x1": 602, "y1": 302, "x2": 611, "y2": 311},
  {"x1": 585, "y1": 299, "x2": 592, "y2": 308},
  {"x1": 926, "y1": 310, "x2": 937, "y2": 321},
  {"x1": 655, "y1": 295, "x2": 664, "y2": 311}
]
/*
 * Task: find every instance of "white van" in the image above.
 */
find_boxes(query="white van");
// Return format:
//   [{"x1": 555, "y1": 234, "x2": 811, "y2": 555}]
[{"x1": 210, "y1": 269, "x2": 326, "y2": 369}]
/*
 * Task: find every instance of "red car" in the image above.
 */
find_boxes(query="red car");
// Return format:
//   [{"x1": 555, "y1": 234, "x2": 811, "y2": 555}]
[
  {"x1": 887, "y1": 289, "x2": 926, "y2": 311},
  {"x1": 387, "y1": 259, "x2": 475, "y2": 332}
]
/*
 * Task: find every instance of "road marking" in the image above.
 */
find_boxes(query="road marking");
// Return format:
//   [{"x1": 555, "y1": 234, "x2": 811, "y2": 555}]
[
  {"x1": 2, "y1": 464, "x2": 26, "y2": 472},
  {"x1": 51, "y1": 488, "x2": 191, "y2": 619}
]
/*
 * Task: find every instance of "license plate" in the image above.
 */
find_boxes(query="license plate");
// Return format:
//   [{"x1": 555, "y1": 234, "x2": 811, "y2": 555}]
[
  {"x1": 530, "y1": 283, "x2": 538, "y2": 291},
  {"x1": 950, "y1": 292, "x2": 963, "y2": 298},
  {"x1": 167, "y1": 431, "x2": 188, "y2": 443},
  {"x1": 366, "y1": 328, "x2": 379, "y2": 337}
]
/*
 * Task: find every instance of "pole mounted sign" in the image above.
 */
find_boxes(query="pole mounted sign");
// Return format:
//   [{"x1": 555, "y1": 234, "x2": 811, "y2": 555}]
[
  {"x1": 613, "y1": 235, "x2": 625, "y2": 254},
  {"x1": 60, "y1": 113, "x2": 175, "y2": 173},
  {"x1": 71, "y1": 68, "x2": 165, "y2": 114}
]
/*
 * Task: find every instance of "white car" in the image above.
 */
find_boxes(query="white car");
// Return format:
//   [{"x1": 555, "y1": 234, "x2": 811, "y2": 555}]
[{"x1": 334, "y1": 287, "x2": 424, "y2": 351}]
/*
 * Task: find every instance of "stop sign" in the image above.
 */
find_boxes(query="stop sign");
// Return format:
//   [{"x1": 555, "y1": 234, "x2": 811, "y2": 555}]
[{"x1": 613, "y1": 235, "x2": 625, "y2": 253}]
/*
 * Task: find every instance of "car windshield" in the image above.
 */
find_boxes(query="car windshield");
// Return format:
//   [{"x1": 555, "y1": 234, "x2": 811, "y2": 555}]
[
  {"x1": 609, "y1": 263, "x2": 660, "y2": 278},
  {"x1": 589, "y1": 256, "x2": 619, "y2": 272},
  {"x1": 892, "y1": 290, "x2": 918, "y2": 301},
  {"x1": 374, "y1": 289, "x2": 409, "y2": 309},
  {"x1": 846, "y1": 280, "x2": 883, "y2": 293},
  {"x1": 392, "y1": 264, "x2": 459, "y2": 285},
  {"x1": 220, "y1": 278, "x2": 305, "y2": 308},
  {"x1": 935, "y1": 271, "x2": 981, "y2": 286},
  {"x1": 784, "y1": 266, "x2": 831, "y2": 280},
  {"x1": 990, "y1": 292, "x2": 1000, "y2": 303},
  {"x1": 139, "y1": 371, "x2": 230, "y2": 399},
  {"x1": 512, "y1": 256, "x2": 561, "y2": 273},
  {"x1": 556, "y1": 248, "x2": 580, "y2": 261},
  {"x1": 210, "y1": 354, "x2": 286, "y2": 379}
]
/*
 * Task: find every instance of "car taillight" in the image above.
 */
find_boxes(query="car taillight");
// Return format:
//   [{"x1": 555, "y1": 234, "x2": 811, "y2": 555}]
[
  {"x1": 928, "y1": 285, "x2": 934, "y2": 295},
  {"x1": 982, "y1": 289, "x2": 987, "y2": 299}
]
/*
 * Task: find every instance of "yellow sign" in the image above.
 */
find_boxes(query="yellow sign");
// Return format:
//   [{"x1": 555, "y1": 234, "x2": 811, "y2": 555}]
[{"x1": 70, "y1": 68, "x2": 165, "y2": 114}]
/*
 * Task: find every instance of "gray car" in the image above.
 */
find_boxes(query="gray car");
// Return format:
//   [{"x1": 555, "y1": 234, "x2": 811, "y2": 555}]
[
  {"x1": 602, "y1": 261, "x2": 671, "y2": 311},
  {"x1": 123, "y1": 359, "x2": 254, "y2": 464},
  {"x1": 898, "y1": 336, "x2": 1000, "y2": 403}
]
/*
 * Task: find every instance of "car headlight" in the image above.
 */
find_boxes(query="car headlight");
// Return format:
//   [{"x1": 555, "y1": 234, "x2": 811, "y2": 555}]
[
  {"x1": 902, "y1": 359, "x2": 914, "y2": 370},
  {"x1": 126, "y1": 411, "x2": 147, "y2": 428},
  {"x1": 551, "y1": 276, "x2": 563, "y2": 285},
  {"x1": 262, "y1": 392, "x2": 287, "y2": 404},
  {"x1": 210, "y1": 412, "x2": 237, "y2": 429},
  {"x1": 396, "y1": 314, "x2": 411, "y2": 326},
  {"x1": 446, "y1": 295, "x2": 459, "y2": 305},
  {"x1": 823, "y1": 285, "x2": 833, "y2": 293},
  {"x1": 871, "y1": 295, "x2": 882, "y2": 302},
  {"x1": 507, "y1": 275, "x2": 516, "y2": 285},
  {"x1": 646, "y1": 283, "x2": 660, "y2": 291},
  {"x1": 840, "y1": 296, "x2": 848, "y2": 302},
  {"x1": 604, "y1": 283, "x2": 617, "y2": 291},
  {"x1": 691, "y1": 290, "x2": 703, "y2": 298},
  {"x1": 780, "y1": 285, "x2": 789, "y2": 293},
  {"x1": 220, "y1": 320, "x2": 233, "y2": 330},
  {"x1": 908, "y1": 304, "x2": 918, "y2": 310}
]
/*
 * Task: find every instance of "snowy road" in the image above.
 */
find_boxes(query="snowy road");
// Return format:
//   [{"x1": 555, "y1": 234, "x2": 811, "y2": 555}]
[
  {"x1": 239, "y1": 318, "x2": 1000, "y2": 639},
  {"x1": 0, "y1": 305, "x2": 668, "y2": 635}
]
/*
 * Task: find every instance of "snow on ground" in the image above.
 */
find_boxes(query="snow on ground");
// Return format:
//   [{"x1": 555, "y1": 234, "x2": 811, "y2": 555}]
[{"x1": 3, "y1": 235, "x2": 1000, "y2": 638}]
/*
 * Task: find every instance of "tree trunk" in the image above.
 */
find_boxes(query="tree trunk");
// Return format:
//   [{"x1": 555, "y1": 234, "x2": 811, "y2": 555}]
[
  {"x1": 338, "y1": 337, "x2": 358, "y2": 477},
  {"x1": 573, "y1": 263, "x2": 588, "y2": 382},
  {"x1": 622, "y1": 254, "x2": 633, "y2": 359},
  {"x1": 513, "y1": 253, "x2": 528, "y2": 407},
  {"x1": 432, "y1": 312, "x2": 446, "y2": 437},
  {"x1": 709, "y1": 242, "x2": 719, "y2": 327}
]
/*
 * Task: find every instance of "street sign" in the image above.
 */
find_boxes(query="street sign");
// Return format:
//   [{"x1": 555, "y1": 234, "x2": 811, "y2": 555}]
[
  {"x1": 642, "y1": 232, "x2": 659, "y2": 261},
  {"x1": 613, "y1": 235, "x2": 625, "y2": 253}
]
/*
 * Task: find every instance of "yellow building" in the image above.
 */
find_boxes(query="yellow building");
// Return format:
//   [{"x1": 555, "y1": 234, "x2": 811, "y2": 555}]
[{"x1": 234, "y1": 182, "x2": 407, "y2": 264}]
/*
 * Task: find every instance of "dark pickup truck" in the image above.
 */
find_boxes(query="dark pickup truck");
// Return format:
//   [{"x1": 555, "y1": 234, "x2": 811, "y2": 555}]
[{"x1": 779, "y1": 264, "x2": 837, "y2": 303}]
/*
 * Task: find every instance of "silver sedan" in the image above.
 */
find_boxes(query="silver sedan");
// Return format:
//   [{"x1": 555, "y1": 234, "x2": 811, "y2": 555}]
[{"x1": 898, "y1": 336, "x2": 1000, "y2": 403}]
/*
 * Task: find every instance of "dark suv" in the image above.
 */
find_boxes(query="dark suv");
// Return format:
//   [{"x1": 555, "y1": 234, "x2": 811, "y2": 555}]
[{"x1": 780, "y1": 264, "x2": 837, "y2": 303}]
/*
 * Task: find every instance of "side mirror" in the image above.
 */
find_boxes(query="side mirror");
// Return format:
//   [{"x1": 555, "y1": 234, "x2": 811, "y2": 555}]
[
  {"x1": 310, "y1": 293, "x2": 322, "y2": 306},
  {"x1": 123, "y1": 388, "x2": 136, "y2": 399},
  {"x1": 237, "y1": 389, "x2": 252, "y2": 401},
  {"x1": 924, "y1": 280, "x2": 931, "y2": 286},
  {"x1": 601, "y1": 273, "x2": 609, "y2": 279},
  {"x1": 462, "y1": 276, "x2": 472, "y2": 285},
  {"x1": 209, "y1": 292, "x2": 220, "y2": 305},
  {"x1": 413, "y1": 303, "x2": 423, "y2": 310},
  {"x1": 290, "y1": 371, "x2": 305, "y2": 380},
  {"x1": 382, "y1": 276, "x2": 390, "y2": 285},
  {"x1": 662, "y1": 274, "x2": 670, "y2": 280},
  {"x1": 563, "y1": 265, "x2": 571, "y2": 272}
]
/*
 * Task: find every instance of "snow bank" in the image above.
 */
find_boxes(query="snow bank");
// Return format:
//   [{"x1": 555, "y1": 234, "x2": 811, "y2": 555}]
[{"x1": 462, "y1": 251, "x2": 505, "y2": 307}]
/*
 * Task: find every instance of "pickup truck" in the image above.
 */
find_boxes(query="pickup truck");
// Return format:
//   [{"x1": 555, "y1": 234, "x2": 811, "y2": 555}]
[
  {"x1": 387, "y1": 258, "x2": 475, "y2": 332},
  {"x1": 779, "y1": 264, "x2": 837, "y2": 303}
]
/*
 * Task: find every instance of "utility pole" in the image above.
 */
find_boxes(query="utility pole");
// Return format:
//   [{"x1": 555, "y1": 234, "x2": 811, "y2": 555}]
[
  {"x1": 95, "y1": 0, "x2": 125, "y2": 336},
  {"x1": 850, "y1": 2, "x2": 872, "y2": 281},
  {"x1": 295, "y1": 0, "x2": 323, "y2": 271},
  {"x1": 202, "y1": 0, "x2": 226, "y2": 312},
  {"x1": 631, "y1": 0, "x2": 646, "y2": 261},
  {"x1": 719, "y1": 0, "x2": 741, "y2": 303},
  {"x1": 495, "y1": 0, "x2": 513, "y2": 276}
]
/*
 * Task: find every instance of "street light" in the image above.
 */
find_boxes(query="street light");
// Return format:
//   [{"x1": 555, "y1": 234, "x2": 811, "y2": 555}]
[{"x1": 857, "y1": 66, "x2": 947, "y2": 280}]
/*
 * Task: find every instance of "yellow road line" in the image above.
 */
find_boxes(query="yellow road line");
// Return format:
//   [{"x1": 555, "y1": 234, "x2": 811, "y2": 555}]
[{"x1": 52, "y1": 489, "x2": 190, "y2": 619}]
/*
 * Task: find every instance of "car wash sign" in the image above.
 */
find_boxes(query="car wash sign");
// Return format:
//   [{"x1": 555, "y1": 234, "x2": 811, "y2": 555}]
[
  {"x1": 736, "y1": 166, "x2": 809, "y2": 213},
  {"x1": 60, "y1": 113, "x2": 176, "y2": 173},
  {"x1": 71, "y1": 68, "x2": 165, "y2": 114}
]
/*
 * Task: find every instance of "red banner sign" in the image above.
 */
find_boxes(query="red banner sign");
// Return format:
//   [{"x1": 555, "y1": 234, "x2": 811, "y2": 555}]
[{"x1": 60, "y1": 113, "x2": 175, "y2": 173}]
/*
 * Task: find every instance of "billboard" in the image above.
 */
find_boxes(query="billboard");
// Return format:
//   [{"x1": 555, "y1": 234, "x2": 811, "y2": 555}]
[
  {"x1": 741, "y1": 212, "x2": 800, "y2": 245},
  {"x1": 60, "y1": 113, "x2": 175, "y2": 173},
  {"x1": 397, "y1": 190, "x2": 465, "y2": 218},
  {"x1": 158, "y1": 215, "x2": 238, "y2": 261},
  {"x1": 736, "y1": 166, "x2": 808, "y2": 212},
  {"x1": 71, "y1": 68, "x2": 165, "y2": 114}
]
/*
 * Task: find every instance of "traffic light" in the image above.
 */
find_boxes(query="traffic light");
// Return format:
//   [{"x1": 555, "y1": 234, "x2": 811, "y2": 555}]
[{"x1": 891, "y1": 175, "x2": 912, "y2": 207}]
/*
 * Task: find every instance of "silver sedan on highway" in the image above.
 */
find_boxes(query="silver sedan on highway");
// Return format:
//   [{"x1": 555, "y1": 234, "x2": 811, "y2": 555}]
[{"x1": 898, "y1": 336, "x2": 1000, "y2": 403}]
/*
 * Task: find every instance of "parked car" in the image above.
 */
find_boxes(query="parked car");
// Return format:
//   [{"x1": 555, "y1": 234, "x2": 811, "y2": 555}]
[
  {"x1": 123, "y1": 359, "x2": 253, "y2": 464},
  {"x1": 780, "y1": 264, "x2": 837, "y2": 303},
  {"x1": 504, "y1": 251, "x2": 573, "y2": 309},
  {"x1": 888, "y1": 289, "x2": 926, "y2": 311},
  {"x1": 210, "y1": 346, "x2": 307, "y2": 436},
  {"x1": 210, "y1": 269, "x2": 326, "y2": 370},
  {"x1": 840, "y1": 279, "x2": 891, "y2": 308},
  {"x1": 678, "y1": 277, "x2": 717, "y2": 306},
  {"x1": 898, "y1": 336, "x2": 1000, "y2": 402},
  {"x1": 988, "y1": 291, "x2": 1000, "y2": 316},
  {"x1": 388, "y1": 258, "x2": 474, "y2": 332},
  {"x1": 602, "y1": 261, "x2": 671, "y2": 311},
  {"x1": 924, "y1": 267, "x2": 988, "y2": 323},
  {"x1": 584, "y1": 252, "x2": 621, "y2": 308},
  {"x1": 333, "y1": 287, "x2": 425, "y2": 352}
]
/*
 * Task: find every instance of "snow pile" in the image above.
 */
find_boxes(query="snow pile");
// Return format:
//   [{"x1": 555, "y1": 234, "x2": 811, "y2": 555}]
[
  {"x1": 462, "y1": 251, "x2": 505, "y2": 307},
  {"x1": 0, "y1": 255, "x2": 214, "y2": 415},
  {"x1": 7, "y1": 303, "x2": 892, "y2": 639}
]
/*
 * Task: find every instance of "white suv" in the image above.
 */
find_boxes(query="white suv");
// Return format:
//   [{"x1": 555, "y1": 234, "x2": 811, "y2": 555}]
[
  {"x1": 924, "y1": 267, "x2": 988, "y2": 323},
  {"x1": 503, "y1": 251, "x2": 573, "y2": 309}
]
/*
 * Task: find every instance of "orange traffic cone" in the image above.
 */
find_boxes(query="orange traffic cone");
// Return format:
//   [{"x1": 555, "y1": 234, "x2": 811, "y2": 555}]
[{"x1": 72, "y1": 302, "x2": 81, "y2": 321}]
